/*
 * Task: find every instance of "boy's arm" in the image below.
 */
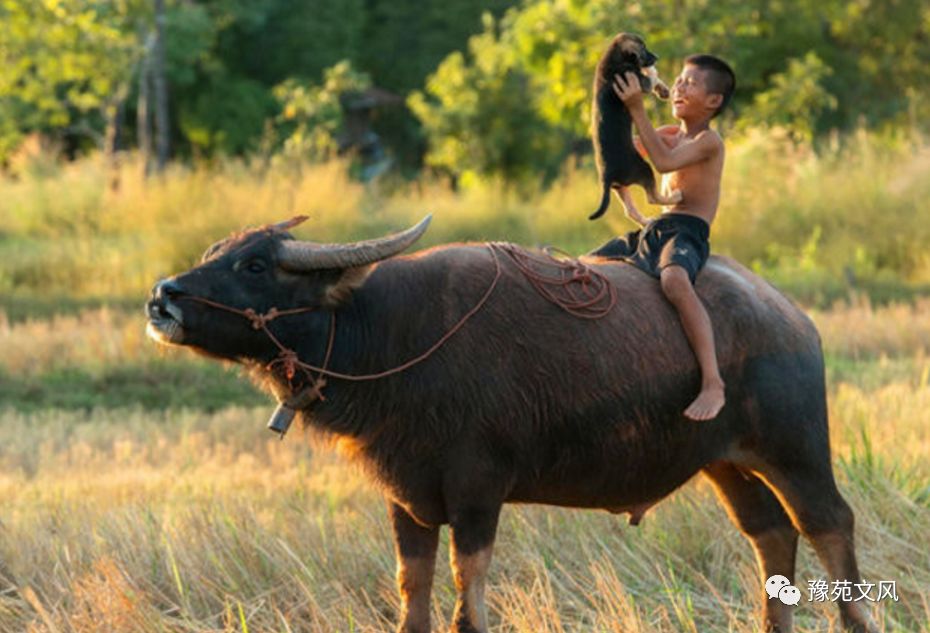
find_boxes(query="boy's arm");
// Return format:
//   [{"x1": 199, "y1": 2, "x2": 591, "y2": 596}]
[
  {"x1": 614, "y1": 73, "x2": 721, "y2": 173},
  {"x1": 633, "y1": 127, "x2": 677, "y2": 158}
]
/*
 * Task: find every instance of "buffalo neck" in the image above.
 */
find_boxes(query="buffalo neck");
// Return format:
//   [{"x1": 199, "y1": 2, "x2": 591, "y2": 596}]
[{"x1": 281, "y1": 253, "x2": 453, "y2": 437}]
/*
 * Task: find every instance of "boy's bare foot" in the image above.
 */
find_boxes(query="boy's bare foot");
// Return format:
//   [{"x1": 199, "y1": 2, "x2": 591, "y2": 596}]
[{"x1": 684, "y1": 381, "x2": 725, "y2": 421}]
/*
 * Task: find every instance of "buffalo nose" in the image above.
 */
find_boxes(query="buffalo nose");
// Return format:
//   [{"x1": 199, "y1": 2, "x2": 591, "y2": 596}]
[{"x1": 154, "y1": 278, "x2": 184, "y2": 301}]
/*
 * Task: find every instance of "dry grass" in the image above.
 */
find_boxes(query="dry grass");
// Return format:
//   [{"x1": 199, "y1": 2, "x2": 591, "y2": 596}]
[
  {"x1": 2, "y1": 136, "x2": 929, "y2": 629},
  {"x1": 0, "y1": 378, "x2": 927, "y2": 631},
  {"x1": 3, "y1": 131, "x2": 930, "y2": 304},
  {"x1": 811, "y1": 298, "x2": 930, "y2": 360},
  {"x1": 0, "y1": 308, "x2": 156, "y2": 377}
]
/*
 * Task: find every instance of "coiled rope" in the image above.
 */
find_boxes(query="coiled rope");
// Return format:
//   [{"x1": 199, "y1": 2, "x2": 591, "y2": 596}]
[{"x1": 490, "y1": 242, "x2": 617, "y2": 319}]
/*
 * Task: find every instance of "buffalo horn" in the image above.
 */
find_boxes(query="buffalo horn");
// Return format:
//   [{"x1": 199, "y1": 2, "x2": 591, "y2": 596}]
[
  {"x1": 277, "y1": 215, "x2": 432, "y2": 270},
  {"x1": 273, "y1": 215, "x2": 310, "y2": 231}
]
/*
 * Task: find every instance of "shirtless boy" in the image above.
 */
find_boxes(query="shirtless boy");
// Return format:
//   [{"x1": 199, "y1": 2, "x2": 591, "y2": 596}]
[{"x1": 590, "y1": 54, "x2": 735, "y2": 420}]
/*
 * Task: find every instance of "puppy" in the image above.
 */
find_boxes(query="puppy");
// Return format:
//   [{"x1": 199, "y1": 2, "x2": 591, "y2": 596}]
[{"x1": 589, "y1": 33, "x2": 681, "y2": 221}]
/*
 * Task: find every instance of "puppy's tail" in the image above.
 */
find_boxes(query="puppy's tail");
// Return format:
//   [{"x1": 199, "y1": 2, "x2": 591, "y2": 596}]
[{"x1": 589, "y1": 184, "x2": 611, "y2": 220}]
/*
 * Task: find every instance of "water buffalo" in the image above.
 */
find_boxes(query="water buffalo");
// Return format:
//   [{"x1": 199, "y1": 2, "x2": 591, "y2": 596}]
[{"x1": 146, "y1": 217, "x2": 876, "y2": 633}]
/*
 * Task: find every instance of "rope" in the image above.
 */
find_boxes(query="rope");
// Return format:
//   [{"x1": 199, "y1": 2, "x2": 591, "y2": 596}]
[
  {"x1": 490, "y1": 242, "x2": 617, "y2": 319},
  {"x1": 282, "y1": 244, "x2": 503, "y2": 381},
  {"x1": 179, "y1": 244, "x2": 502, "y2": 389},
  {"x1": 177, "y1": 242, "x2": 614, "y2": 401}
]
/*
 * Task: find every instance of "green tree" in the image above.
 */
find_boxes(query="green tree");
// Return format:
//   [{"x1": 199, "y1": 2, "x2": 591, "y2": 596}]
[
  {"x1": 744, "y1": 52, "x2": 838, "y2": 142},
  {"x1": 272, "y1": 61, "x2": 371, "y2": 161},
  {"x1": 359, "y1": 0, "x2": 512, "y2": 94},
  {"x1": 179, "y1": 75, "x2": 274, "y2": 156},
  {"x1": 210, "y1": 0, "x2": 365, "y2": 86},
  {"x1": 162, "y1": 0, "x2": 369, "y2": 157},
  {"x1": 819, "y1": 0, "x2": 930, "y2": 130},
  {"x1": 4, "y1": 0, "x2": 929, "y2": 170},
  {"x1": 413, "y1": 0, "x2": 930, "y2": 183},
  {"x1": 0, "y1": 0, "x2": 150, "y2": 159},
  {"x1": 409, "y1": 14, "x2": 566, "y2": 186}
]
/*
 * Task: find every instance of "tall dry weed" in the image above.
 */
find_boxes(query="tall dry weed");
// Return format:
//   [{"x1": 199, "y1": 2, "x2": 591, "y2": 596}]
[
  {"x1": 0, "y1": 380, "x2": 926, "y2": 632},
  {"x1": 3, "y1": 132, "x2": 930, "y2": 302}
]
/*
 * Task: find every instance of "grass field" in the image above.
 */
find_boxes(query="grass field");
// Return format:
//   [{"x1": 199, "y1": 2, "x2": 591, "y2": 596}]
[
  {"x1": 2, "y1": 130, "x2": 930, "y2": 312},
  {"x1": 1, "y1": 132, "x2": 929, "y2": 631},
  {"x1": 0, "y1": 300, "x2": 928, "y2": 632}
]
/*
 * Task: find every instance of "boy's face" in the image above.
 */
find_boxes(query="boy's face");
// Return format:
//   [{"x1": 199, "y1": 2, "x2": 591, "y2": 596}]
[{"x1": 671, "y1": 64, "x2": 722, "y2": 120}]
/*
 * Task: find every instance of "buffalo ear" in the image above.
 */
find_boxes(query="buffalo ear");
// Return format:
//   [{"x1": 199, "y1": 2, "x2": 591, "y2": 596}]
[{"x1": 322, "y1": 265, "x2": 374, "y2": 306}]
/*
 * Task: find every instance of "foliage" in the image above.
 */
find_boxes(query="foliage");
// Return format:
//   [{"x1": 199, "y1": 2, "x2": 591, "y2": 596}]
[
  {"x1": 0, "y1": 0, "x2": 512, "y2": 164},
  {"x1": 505, "y1": 0, "x2": 606, "y2": 137},
  {"x1": 2, "y1": 0, "x2": 929, "y2": 176},
  {"x1": 209, "y1": 0, "x2": 366, "y2": 86},
  {"x1": 272, "y1": 61, "x2": 372, "y2": 161},
  {"x1": 180, "y1": 74, "x2": 274, "y2": 155},
  {"x1": 358, "y1": 0, "x2": 513, "y2": 93},
  {"x1": 0, "y1": 0, "x2": 150, "y2": 154},
  {"x1": 171, "y1": 0, "x2": 369, "y2": 158},
  {"x1": 741, "y1": 52, "x2": 838, "y2": 142},
  {"x1": 820, "y1": 0, "x2": 930, "y2": 130},
  {"x1": 1, "y1": 130, "x2": 929, "y2": 312},
  {"x1": 409, "y1": 15, "x2": 568, "y2": 186},
  {"x1": 411, "y1": 0, "x2": 930, "y2": 183}
]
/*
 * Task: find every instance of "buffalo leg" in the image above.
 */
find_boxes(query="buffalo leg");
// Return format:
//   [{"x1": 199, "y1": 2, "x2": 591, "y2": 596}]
[
  {"x1": 389, "y1": 502, "x2": 440, "y2": 633},
  {"x1": 750, "y1": 460, "x2": 878, "y2": 633},
  {"x1": 448, "y1": 504, "x2": 501, "y2": 633},
  {"x1": 704, "y1": 461, "x2": 799, "y2": 632}
]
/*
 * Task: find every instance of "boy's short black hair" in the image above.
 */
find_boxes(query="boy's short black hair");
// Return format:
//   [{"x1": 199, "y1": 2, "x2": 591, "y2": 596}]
[{"x1": 684, "y1": 54, "x2": 735, "y2": 118}]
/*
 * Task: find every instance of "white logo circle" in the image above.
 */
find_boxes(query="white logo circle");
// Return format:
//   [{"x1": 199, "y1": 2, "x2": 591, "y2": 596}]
[
  {"x1": 765, "y1": 575, "x2": 801, "y2": 606},
  {"x1": 778, "y1": 585, "x2": 801, "y2": 606},
  {"x1": 765, "y1": 575, "x2": 790, "y2": 599}
]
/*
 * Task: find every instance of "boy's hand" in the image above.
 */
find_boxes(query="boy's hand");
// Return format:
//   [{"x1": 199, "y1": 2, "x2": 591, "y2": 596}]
[{"x1": 613, "y1": 72, "x2": 644, "y2": 111}]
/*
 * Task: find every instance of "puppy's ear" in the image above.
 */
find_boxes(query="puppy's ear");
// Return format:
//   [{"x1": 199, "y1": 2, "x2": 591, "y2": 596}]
[{"x1": 619, "y1": 38, "x2": 640, "y2": 57}]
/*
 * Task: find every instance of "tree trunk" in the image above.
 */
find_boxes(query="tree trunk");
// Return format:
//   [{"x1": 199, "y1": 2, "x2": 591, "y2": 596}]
[
  {"x1": 104, "y1": 84, "x2": 129, "y2": 192},
  {"x1": 138, "y1": 32, "x2": 154, "y2": 179},
  {"x1": 153, "y1": 0, "x2": 170, "y2": 172}
]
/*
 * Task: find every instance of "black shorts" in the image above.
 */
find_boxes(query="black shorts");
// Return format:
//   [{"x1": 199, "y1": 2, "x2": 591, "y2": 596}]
[{"x1": 588, "y1": 213, "x2": 710, "y2": 283}]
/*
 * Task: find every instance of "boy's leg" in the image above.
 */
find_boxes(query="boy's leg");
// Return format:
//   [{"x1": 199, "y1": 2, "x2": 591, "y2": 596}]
[
  {"x1": 587, "y1": 226, "x2": 641, "y2": 259},
  {"x1": 659, "y1": 265, "x2": 725, "y2": 420}
]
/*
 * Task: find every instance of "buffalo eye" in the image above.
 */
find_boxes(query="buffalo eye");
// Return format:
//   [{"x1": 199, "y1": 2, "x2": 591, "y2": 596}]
[{"x1": 240, "y1": 258, "x2": 267, "y2": 274}]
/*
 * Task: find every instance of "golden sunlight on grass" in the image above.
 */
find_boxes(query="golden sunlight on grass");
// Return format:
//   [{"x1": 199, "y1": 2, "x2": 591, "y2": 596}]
[
  {"x1": 0, "y1": 376, "x2": 926, "y2": 631},
  {"x1": 0, "y1": 308, "x2": 153, "y2": 377},
  {"x1": 810, "y1": 298, "x2": 930, "y2": 360},
  {"x1": 2, "y1": 137, "x2": 929, "y2": 629},
  {"x1": 3, "y1": 132, "x2": 930, "y2": 303}
]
